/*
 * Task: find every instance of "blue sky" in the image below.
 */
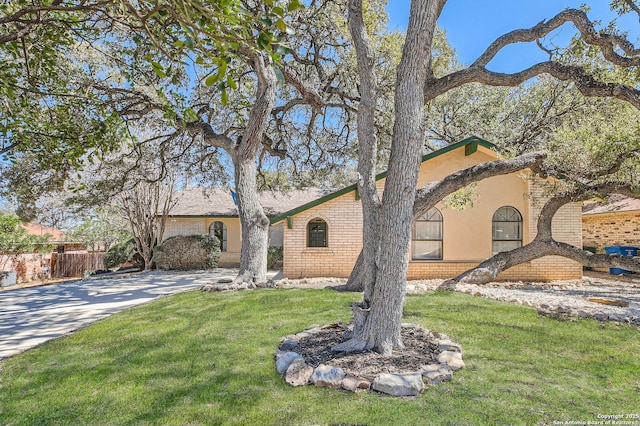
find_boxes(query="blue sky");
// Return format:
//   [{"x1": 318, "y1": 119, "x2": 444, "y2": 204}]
[{"x1": 386, "y1": 1, "x2": 638, "y2": 73}]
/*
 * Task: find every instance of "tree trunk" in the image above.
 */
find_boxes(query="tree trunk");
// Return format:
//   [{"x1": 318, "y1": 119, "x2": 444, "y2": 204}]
[
  {"x1": 231, "y1": 53, "x2": 277, "y2": 286},
  {"x1": 335, "y1": 0, "x2": 441, "y2": 355},
  {"x1": 344, "y1": 0, "x2": 382, "y2": 297},
  {"x1": 234, "y1": 156, "x2": 270, "y2": 285}
]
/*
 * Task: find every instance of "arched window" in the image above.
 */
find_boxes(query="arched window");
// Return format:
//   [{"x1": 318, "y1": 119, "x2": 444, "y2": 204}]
[
  {"x1": 307, "y1": 218, "x2": 328, "y2": 247},
  {"x1": 492, "y1": 206, "x2": 523, "y2": 254},
  {"x1": 209, "y1": 221, "x2": 227, "y2": 252},
  {"x1": 412, "y1": 208, "x2": 443, "y2": 260}
]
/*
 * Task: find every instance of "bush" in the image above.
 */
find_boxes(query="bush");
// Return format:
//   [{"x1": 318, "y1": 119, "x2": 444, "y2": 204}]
[
  {"x1": 267, "y1": 246, "x2": 283, "y2": 269},
  {"x1": 104, "y1": 239, "x2": 139, "y2": 269},
  {"x1": 154, "y1": 234, "x2": 220, "y2": 271}
]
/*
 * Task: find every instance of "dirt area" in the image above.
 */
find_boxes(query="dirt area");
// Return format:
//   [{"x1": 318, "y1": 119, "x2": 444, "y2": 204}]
[{"x1": 291, "y1": 323, "x2": 438, "y2": 382}]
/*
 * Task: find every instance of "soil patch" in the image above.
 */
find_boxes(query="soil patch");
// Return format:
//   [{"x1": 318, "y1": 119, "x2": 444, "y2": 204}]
[{"x1": 289, "y1": 323, "x2": 439, "y2": 382}]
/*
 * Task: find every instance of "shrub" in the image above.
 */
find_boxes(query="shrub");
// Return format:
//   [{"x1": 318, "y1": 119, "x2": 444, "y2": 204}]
[
  {"x1": 154, "y1": 234, "x2": 220, "y2": 271},
  {"x1": 104, "y1": 239, "x2": 139, "y2": 269},
  {"x1": 267, "y1": 246, "x2": 283, "y2": 269}
]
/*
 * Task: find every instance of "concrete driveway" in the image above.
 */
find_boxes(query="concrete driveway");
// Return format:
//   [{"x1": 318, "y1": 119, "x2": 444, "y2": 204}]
[{"x1": 0, "y1": 269, "x2": 273, "y2": 360}]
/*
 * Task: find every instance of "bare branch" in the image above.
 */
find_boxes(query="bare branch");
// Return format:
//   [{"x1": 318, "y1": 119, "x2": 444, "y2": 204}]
[
  {"x1": 414, "y1": 151, "x2": 547, "y2": 216},
  {"x1": 425, "y1": 62, "x2": 640, "y2": 109}
]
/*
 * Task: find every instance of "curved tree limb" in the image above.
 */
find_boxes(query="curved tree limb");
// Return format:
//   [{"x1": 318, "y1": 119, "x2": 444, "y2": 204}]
[
  {"x1": 450, "y1": 181, "x2": 640, "y2": 285},
  {"x1": 414, "y1": 151, "x2": 547, "y2": 217}
]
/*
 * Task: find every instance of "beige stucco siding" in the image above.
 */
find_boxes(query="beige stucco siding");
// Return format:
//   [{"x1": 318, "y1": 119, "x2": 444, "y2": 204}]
[{"x1": 282, "y1": 146, "x2": 583, "y2": 281}]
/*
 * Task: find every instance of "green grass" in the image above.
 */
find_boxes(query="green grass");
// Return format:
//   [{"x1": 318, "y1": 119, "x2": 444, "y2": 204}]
[{"x1": 1, "y1": 289, "x2": 639, "y2": 425}]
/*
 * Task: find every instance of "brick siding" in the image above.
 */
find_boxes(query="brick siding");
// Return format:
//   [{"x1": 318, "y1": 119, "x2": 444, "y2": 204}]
[{"x1": 582, "y1": 211, "x2": 640, "y2": 254}]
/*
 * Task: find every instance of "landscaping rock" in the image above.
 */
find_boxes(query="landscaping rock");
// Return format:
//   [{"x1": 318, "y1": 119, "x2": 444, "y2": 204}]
[
  {"x1": 437, "y1": 351, "x2": 465, "y2": 371},
  {"x1": 276, "y1": 351, "x2": 303, "y2": 374},
  {"x1": 372, "y1": 372, "x2": 424, "y2": 397},
  {"x1": 310, "y1": 364, "x2": 346, "y2": 388},
  {"x1": 437, "y1": 339, "x2": 462, "y2": 353},
  {"x1": 420, "y1": 364, "x2": 453, "y2": 385},
  {"x1": 285, "y1": 358, "x2": 313, "y2": 387},
  {"x1": 341, "y1": 375, "x2": 370, "y2": 392},
  {"x1": 280, "y1": 338, "x2": 299, "y2": 351}
]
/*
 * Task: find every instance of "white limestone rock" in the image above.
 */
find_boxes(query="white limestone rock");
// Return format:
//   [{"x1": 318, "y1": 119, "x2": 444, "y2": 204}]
[
  {"x1": 420, "y1": 364, "x2": 453, "y2": 385},
  {"x1": 437, "y1": 350, "x2": 465, "y2": 371},
  {"x1": 371, "y1": 372, "x2": 424, "y2": 397},
  {"x1": 285, "y1": 358, "x2": 313, "y2": 387},
  {"x1": 310, "y1": 364, "x2": 346, "y2": 388}
]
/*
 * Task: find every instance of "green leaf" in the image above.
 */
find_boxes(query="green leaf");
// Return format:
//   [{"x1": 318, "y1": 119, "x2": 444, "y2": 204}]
[
  {"x1": 221, "y1": 88, "x2": 228, "y2": 105},
  {"x1": 204, "y1": 58, "x2": 227, "y2": 86},
  {"x1": 205, "y1": 74, "x2": 217, "y2": 86},
  {"x1": 287, "y1": 0, "x2": 304, "y2": 11},
  {"x1": 273, "y1": 64, "x2": 285, "y2": 84},
  {"x1": 272, "y1": 6, "x2": 284, "y2": 16},
  {"x1": 226, "y1": 75, "x2": 238, "y2": 90},
  {"x1": 275, "y1": 19, "x2": 287, "y2": 33},
  {"x1": 257, "y1": 32, "x2": 271, "y2": 50}
]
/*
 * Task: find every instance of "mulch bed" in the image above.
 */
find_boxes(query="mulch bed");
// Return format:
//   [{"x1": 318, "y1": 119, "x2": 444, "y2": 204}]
[{"x1": 291, "y1": 323, "x2": 439, "y2": 382}]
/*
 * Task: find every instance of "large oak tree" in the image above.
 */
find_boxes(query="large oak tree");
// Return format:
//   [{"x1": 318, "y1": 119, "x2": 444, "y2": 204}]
[{"x1": 336, "y1": 0, "x2": 640, "y2": 355}]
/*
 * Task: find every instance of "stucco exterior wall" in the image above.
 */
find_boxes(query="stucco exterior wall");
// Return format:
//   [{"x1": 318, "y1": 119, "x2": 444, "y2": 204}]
[
  {"x1": 164, "y1": 217, "x2": 242, "y2": 267},
  {"x1": 582, "y1": 211, "x2": 640, "y2": 253},
  {"x1": 281, "y1": 146, "x2": 583, "y2": 281}
]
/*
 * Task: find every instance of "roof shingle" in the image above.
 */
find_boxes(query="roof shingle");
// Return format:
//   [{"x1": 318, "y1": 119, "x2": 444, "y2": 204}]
[{"x1": 170, "y1": 187, "x2": 331, "y2": 217}]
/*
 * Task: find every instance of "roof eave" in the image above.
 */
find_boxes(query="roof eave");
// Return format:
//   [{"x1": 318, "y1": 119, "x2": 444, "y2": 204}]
[{"x1": 271, "y1": 136, "x2": 496, "y2": 225}]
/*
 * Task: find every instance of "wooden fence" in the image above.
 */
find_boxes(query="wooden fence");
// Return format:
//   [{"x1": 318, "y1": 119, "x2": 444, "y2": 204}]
[{"x1": 51, "y1": 252, "x2": 105, "y2": 278}]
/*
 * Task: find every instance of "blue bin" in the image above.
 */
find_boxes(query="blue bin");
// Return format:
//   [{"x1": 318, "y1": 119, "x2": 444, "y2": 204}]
[{"x1": 604, "y1": 246, "x2": 639, "y2": 274}]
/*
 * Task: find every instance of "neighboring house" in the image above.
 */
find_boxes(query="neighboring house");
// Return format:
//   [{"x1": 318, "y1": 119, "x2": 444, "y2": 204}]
[
  {"x1": 270, "y1": 137, "x2": 583, "y2": 281},
  {"x1": 1, "y1": 223, "x2": 86, "y2": 285},
  {"x1": 164, "y1": 187, "x2": 330, "y2": 267},
  {"x1": 582, "y1": 194, "x2": 640, "y2": 254},
  {"x1": 21, "y1": 222, "x2": 85, "y2": 253}
]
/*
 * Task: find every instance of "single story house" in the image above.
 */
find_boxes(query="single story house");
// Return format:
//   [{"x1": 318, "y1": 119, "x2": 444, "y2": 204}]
[
  {"x1": 582, "y1": 194, "x2": 640, "y2": 254},
  {"x1": 270, "y1": 137, "x2": 583, "y2": 281},
  {"x1": 164, "y1": 187, "x2": 329, "y2": 267},
  {"x1": 164, "y1": 137, "x2": 583, "y2": 280}
]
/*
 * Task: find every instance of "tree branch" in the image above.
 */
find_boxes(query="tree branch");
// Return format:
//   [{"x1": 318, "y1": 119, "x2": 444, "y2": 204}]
[{"x1": 414, "y1": 151, "x2": 547, "y2": 216}]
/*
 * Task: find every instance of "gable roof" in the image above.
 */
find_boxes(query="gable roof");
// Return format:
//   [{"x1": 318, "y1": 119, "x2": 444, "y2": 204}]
[
  {"x1": 170, "y1": 187, "x2": 332, "y2": 218},
  {"x1": 583, "y1": 194, "x2": 640, "y2": 216},
  {"x1": 270, "y1": 136, "x2": 496, "y2": 225}
]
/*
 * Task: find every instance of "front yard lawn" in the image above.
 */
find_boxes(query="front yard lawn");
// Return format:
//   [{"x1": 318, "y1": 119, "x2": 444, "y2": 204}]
[{"x1": 1, "y1": 289, "x2": 638, "y2": 425}]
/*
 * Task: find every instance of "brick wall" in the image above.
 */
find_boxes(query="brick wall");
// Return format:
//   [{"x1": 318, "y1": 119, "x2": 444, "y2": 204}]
[
  {"x1": 1, "y1": 253, "x2": 52, "y2": 283},
  {"x1": 283, "y1": 191, "x2": 364, "y2": 278},
  {"x1": 582, "y1": 211, "x2": 640, "y2": 253},
  {"x1": 163, "y1": 218, "x2": 206, "y2": 240}
]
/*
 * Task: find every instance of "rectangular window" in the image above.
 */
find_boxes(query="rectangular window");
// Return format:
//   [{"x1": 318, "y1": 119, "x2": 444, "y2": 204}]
[
  {"x1": 411, "y1": 240, "x2": 442, "y2": 260},
  {"x1": 307, "y1": 220, "x2": 327, "y2": 247},
  {"x1": 414, "y1": 221, "x2": 442, "y2": 240},
  {"x1": 492, "y1": 240, "x2": 522, "y2": 254}
]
